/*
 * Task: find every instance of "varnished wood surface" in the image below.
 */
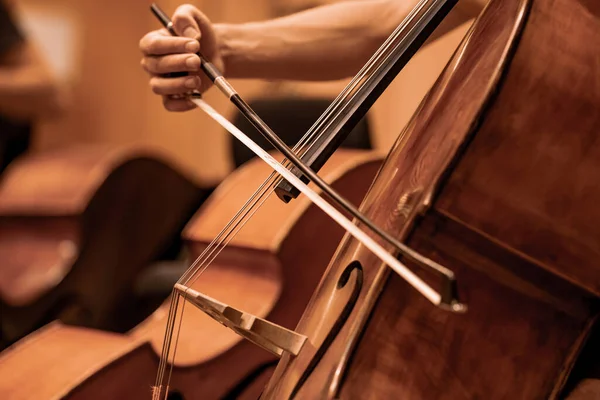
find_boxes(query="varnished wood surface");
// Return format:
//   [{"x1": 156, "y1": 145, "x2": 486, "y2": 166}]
[
  {"x1": 341, "y1": 212, "x2": 594, "y2": 399},
  {"x1": 261, "y1": 0, "x2": 533, "y2": 397},
  {"x1": 0, "y1": 322, "x2": 142, "y2": 400},
  {"x1": 0, "y1": 256, "x2": 279, "y2": 400},
  {"x1": 436, "y1": 0, "x2": 600, "y2": 296},
  {"x1": 0, "y1": 144, "x2": 204, "y2": 347},
  {"x1": 0, "y1": 217, "x2": 79, "y2": 305},
  {"x1": 0, "y1": 143, "x2": 196, "y2": 215},
  {"x1": 68, "y1": 151, "x2": 382, "y2": 400},
  {"x1": 262, "y1": 0, "x2": 600, "y2": 398},
  {"x1": 184, "y1": 149, "x2": 384, "y2": 252},
  {"x1": 0, "y1": 150, "x2": 383, "y2": 399}
]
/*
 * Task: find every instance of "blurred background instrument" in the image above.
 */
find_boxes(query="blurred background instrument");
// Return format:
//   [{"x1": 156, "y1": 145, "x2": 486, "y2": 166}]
[
  {"x1": 0, "y1": 144, "x2": 207, "y2": 349},
  {"x1": 1, "y1": 0, "x2": 565, "y2": 398},
  {"x1": 0, "y1": 148, "x2": 382, "y2": 399}
]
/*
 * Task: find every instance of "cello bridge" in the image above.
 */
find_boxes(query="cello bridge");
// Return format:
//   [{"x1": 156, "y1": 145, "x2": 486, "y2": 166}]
[{"x1": 174, "y1": 283, "x2": 307, "y2": 357}]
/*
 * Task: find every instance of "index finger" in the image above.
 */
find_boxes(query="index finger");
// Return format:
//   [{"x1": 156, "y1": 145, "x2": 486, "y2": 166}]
[{"x1": 139, "y1": 29, "x2": 200, "y2": 56}]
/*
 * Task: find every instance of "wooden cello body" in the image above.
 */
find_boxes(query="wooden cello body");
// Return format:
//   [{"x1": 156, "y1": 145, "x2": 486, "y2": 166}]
[
  {"x1": 0, "y1": 149, "x2": 383, "y2": 399},
  {"x1": 260, "y1": 0, "x2": 600, "y2": 398},
  {"x1": 0, "y1": 144, "x2": 205, "y2": 348}
]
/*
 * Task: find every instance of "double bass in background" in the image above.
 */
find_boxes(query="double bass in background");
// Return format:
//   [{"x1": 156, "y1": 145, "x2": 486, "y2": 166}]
[
  {"x1": 0, "y1": 148, "x2": 383, "y2": 399},
  {"x1": 142, "y1": 0, "x2": 600, "y2": 399},
  {"x1": 0, "y1": 144, "x2": 207, "y2": 349},
  {"x1": 0, "y1": 0, "x2": 210, "y2": 349}
]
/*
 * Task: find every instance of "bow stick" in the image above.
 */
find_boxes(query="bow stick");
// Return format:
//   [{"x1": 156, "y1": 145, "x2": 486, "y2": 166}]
[{"x1": 150, "y1": 3, "x2": 464, "y2": 311}]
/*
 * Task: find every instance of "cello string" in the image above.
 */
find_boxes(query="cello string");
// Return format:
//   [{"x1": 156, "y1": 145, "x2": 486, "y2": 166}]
[
  {"x1": 175, "y1": 47, "x2": 381, "y2": 285},
  {"x1": 151, "y1": 1, "x2": 449, "y2": 395},
  {"x1": 155, "y1": 55, "x2": 423, "y2": 400},
  {"x1": 193, "y1": 98, "x2": 442, "y2": 305},
  {"x1": 154, "y1": 173, "x2": 277, "y2": 396},
  {"x1": 153, "y1": 294, "x2": 178, "y2": 399},
  {"x1": 183, "y1": 186, "x2": 275, "y2": 288},
  {"x1": 151, "y1": 2, "x2": 451, "y2": 269},
  {"x1": 154, "y1": 133, "x2": 324, "y2": 394},
  {"x1": 177, "y1": 173, "x2": 279, "y2": 284},
  {"x1": 152, "y1": 0, "x2": 426, "y2": 290},
  {"x1": 156, "y1": 95, "x2": 447, "y2": 397},
  {"x1": 154, "y1": 96, "x2": 321, "y2": 386},
  {"x1": 154, "y1": 70, "x2": 382, "y2": 391},
  {"x1": 156, "y1": 43, "x2": 436, "y2": 387},
  {"x1": 154, "y1": 172, "x2": 314, "y2": 395},
  {"x1": 155, "y1": 175, "x2": 280, "y2": 396},
  {"x1": 154, "y1": 20, "x2": 436, "y2": 397},
  {"x1": 150, "y1": 0, "x2": 447, "y2": 297},
  {"x1": 172, "y1": 75, "x2": 385, "y2": 286},
  {"x1": 154, "y1": 102, "x2": 339, "y2": 396},
  {"x1": 176, "y1": 40, "x2": 392, "y2": 286},
  {"x1": 166, "y1": 293, "x2": 186, "y2": 397},
  {"x1": 154, "y1": 177, "x2": 277, "y2": 397},
  {"x1": 156, "y1": 124, "x2": 342, "y2": 392},
  {"x1": 156, "y1": 154, "x2": 327, "y2": 394}
]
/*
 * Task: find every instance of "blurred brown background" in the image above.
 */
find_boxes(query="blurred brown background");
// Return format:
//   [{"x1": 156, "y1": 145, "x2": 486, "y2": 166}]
[{"x1": 11, "y1": 0, "x2": 474, "y2": 186}]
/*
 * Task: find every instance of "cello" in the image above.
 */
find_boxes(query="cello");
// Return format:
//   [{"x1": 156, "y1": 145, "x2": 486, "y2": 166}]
[
  {"x1": 0, "y1": 148, "x2": 383, "y2": 399},
  {"x1": 149, "y1": 0, "x2": 600, "y2": 398},
  {"x1": 0, "y1": 143, "x2": 205, "y2": 349}
]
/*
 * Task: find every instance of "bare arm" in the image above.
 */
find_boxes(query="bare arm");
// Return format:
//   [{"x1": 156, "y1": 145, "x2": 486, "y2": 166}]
[
  {"x1": 214, "y1": 0, "x2": 421, "y2": 81},
  {"x1": 140, "y1": 0, "x2": 487, "y2": 111},
  {"x1": 213, "y1": 0, "x2": 487, "y2": 80}
]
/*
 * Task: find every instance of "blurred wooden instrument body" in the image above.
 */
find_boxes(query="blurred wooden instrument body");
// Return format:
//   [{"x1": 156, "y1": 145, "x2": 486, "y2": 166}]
[
  {"x1": 0, "y1": 144, "x2": 204, "y2": 348},
  {"x1": 0, "y1": 149, "x2": 383, "y2": 399},
  {"x1": 257, "y1": 0, "x2": 600, "y2": 398}
]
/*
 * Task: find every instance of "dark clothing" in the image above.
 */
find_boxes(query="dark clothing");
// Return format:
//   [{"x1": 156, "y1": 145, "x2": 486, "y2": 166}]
[
  {"x1": 0, "y1": 2, "x2": 23, "y2": 52},
  {"x1": 230, "y1": 97, "x2": 372, "y2": 168},
  {"x1": 0, "y1": 2, "x2": 30, "y2": 174}
]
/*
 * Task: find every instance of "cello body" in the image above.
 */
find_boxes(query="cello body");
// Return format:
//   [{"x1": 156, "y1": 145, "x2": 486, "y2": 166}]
[
  {"x1": 261, "y1": 0, "x2": 600, "y2": 398},
  {"x1": 0, "y1": 144, "x2": 205, "y2": 348},
  {"x1": 0, "y1": 149, "x2": 383, "y2": 399}
]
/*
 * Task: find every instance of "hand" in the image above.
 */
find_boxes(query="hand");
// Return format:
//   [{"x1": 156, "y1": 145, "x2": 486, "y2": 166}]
[{"x1": 139, "y1": 4, "x2": 224, "y2": 112}]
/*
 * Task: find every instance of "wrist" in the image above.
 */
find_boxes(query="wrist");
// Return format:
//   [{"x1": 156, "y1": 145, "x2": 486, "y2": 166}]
[
  {"x1": 214, "y1": 23, "x2": 237, "y2": 78},
  {"x1": 214, "y1": 22, "x2": 262, "y2": 79}
]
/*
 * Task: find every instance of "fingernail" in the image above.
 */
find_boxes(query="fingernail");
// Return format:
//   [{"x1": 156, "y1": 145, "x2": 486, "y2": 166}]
[
  {"x1": 185, "y1": 76, "x2": 198, "y2": 89},
  {"x1": 185, "y1": 40, "x2": 199, "y2": 53},
  {"x1": 183, "y1": 27, "x2": 199, "y2": 39},
  {"x1": 186, "y1": 56, "x2": 200, "y2": 70}
]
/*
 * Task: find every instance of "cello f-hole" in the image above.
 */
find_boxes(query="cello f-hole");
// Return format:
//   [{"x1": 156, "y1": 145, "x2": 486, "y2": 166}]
[{"x1": 290, "y1": 261, "x2": 364, "y2": 399}]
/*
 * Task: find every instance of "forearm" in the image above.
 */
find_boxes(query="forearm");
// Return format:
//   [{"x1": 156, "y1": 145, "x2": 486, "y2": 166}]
[{"x1": 215, "y1": 0, "x2": 420, "y2": 81}]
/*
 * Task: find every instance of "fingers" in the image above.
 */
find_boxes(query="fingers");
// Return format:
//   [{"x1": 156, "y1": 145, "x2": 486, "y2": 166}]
[
  {"x1": 171, "y1": 4, "x2": 220, "y2": 61},
  {"x1": 163, "y1": 96, "x2": 197, "y2": 112},
  {"x1": 149, "y1": 75, "x2": 202, "y2": 96},
  {"x1": 142, "y1": 53, "x2": 201, "y2": 75},
  {"x1": 141, "y1": 5, "x2": 218, "y2": 113},
  {"x1": 139, "y1": 29, "x2": 199, "y2": 56},
  {"x1": 172, "y1": 4, "x2": 204, "y2": 39}
]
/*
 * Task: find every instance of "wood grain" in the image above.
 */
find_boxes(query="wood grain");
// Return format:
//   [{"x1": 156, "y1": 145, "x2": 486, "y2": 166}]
[
  {"x1": 261, "y1": 0, "x2": 600, "y2": 398},
  {"x1": 436, "y1": 0, "x2": 600, "y2": 296},
  {"x1": 261, "y1": 0, "x2": 534, "y2": 397}
]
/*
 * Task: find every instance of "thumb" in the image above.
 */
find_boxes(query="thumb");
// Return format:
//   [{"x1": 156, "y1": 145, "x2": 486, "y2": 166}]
[{"x1": 172, "y1": 5, "x2": 202, "y2": 40}]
